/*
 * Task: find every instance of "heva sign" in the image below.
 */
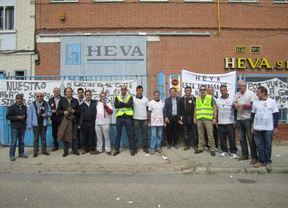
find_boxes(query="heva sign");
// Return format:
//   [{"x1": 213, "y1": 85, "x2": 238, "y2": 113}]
[{"x1": 225, "y1": 58, "x2": 288, "y2": 70}]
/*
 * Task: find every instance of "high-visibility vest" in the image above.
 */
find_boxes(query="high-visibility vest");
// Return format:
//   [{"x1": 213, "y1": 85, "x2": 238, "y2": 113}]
[
  {"x1": 116, "y1": 94, "x2": 133, "y2": 117},
  {"x1": 196, "y1": 94, "x2": 213, "y2": 120}
]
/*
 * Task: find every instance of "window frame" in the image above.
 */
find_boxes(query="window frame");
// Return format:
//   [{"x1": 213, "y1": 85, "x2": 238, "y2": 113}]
[
  {"x1": 184, "y1": 0, "x2": 214, "y2": 2},
  {"x1": 273, "y1": 0, "x2": 288, "y2": 3},
  {"x1": 0, "y1": 5, "x2": 15, "y2": 31},
  {"x1": 229, "y1": 0, "x2": 258, "y2": 2},
  {"x1": 50, "y1": 0, "x2": 79, "y2": 3}
]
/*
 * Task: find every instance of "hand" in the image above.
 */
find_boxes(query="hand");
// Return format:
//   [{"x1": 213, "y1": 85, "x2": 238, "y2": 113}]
[
  {"x1": 28, "y1": 127, "x2": 32, "y2": 131},
  {"x1": 178, "y1": 120, "x2": 183, "y2": 125},
  {"x1": 103, "y1": 101, "x2": 106, "y2": 106},
  {"x1": 274, "y1": 128, "x2": 279, "y2": 139},
  {"x1": 237, "y1": 103, "x2": 244, "y2": 108},
  {"x1": 71, "y1": 109, "x2": 75, "y2": 113},
  {"x1": 17, "y1": 116, "x2": 25, "y2": 120},
  {"x1": 212, "y1": 118, "x2": 217, "y2": 125},
  {"x1": 41, "y1": 113, "x2": 47, "y2": 118},
  {"x1": 193, "y1": 118, "x2": 197, "y2": 124},
  {"x1": 164, "y1": 122, "x2": 167, "y2": 127},
  {"x1": 52, "y1": 110, "x2": 56, "y2": 113},
  {"x1": 233, "y1": 122, "x2": 236, "y2": 129},
  {"x1": 148, "y1": 122, "x2": 151, "y2": 127},
  {"x1": 164, "y1": 117, "x2": 169, "y2": 123},
  {"x1": 251, "y1": 127, "x2": 254, "y2": 135},
  {"x1": 78, "y1": 125, "x2": 81, "y2": 129},
  {"x1": 64, "y1": 111, "x2": 69, "y2": 116}
]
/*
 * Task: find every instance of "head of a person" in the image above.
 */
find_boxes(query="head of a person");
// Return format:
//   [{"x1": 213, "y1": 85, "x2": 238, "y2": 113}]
[
  {"x1": 200, "y1": 85, "x2": 207, "y2": 96},
  {"x1": 53, "y1": 87, "x2": 60, "y2": 97},
  {"x1": 120, "y1": 85, "x2": 127, "y2": 96},
  {"x1": 169, "y1": 87, "x2": 177, "y2": 98},
  {"x1": 77, "y1": 88, "x2": 84, "y2": 99},
  {"x1": 220, "y1": 85, "x2": 228, "y2": 97},
  {"x1": 100, "y1": 92, "x2": 106, "y2": 102},
  {"x1": 207, "y1": 87, "x2": 214, "y2": 96},
  {"x1": 15, "y1": 94, "x2": 23, "y2": 105},
  {"x1": 257, "y1": 86, "x2": 268, "y2": 99},
  {"x1": 185, "y1": 86, "x2": 191, "y2": 97},
  {"x1": 36, "y1": 92, "x2": 43, "y2": 102},
  {"x1": 237, "y1": 80, "x2": 247, "y2": 94},
  {"x1": 136, "y1": 85, "x2": 143, "y2": 96},
  {"x1": 153, "y1": 90, "x2": 160, "y2": 101},
  {"x1": 65, "y1": 87, "x2": 73, "y2": 99},
  {"x1": 85, "y1": 90, "x2": 92, "y2": 101}
]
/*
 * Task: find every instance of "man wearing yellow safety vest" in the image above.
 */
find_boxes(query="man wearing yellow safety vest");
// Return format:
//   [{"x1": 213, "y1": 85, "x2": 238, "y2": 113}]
[
  {"x1": 113, "y1": 85, "x2": 135, "y2": 156},
  {"x1": 194, "y1": 85, "x2": 217, "y2": 156}
]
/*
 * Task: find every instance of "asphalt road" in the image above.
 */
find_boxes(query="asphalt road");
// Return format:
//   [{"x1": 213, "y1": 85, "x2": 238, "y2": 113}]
[{"x1": 0, "y1": 171, "x2": 287, "y2": 208}]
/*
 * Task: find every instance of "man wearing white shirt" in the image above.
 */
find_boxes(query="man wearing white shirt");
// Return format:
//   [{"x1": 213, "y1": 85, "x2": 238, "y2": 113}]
[
  {"x1": 216, "y1": 85, "x2": 238, "y2": 159},
  {"x1": 148, "y1": 90, "x2": 166, "y2": 154},
  {"x1": 96, "y1": 92, "x2": 113, "y2": 155},
  {"x1": 133, "y1": 85, "x2": 149, "y2": 154},
  {"x1": 251, "y1": 86, "x2": 279, "y2": 171}
]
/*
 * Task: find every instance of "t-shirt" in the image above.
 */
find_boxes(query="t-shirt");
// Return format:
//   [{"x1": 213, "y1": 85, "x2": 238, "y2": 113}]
[
  {"x1": 216, "y1": 96, "x2": 235, "y2": 125},
  {"x1": 234, "y1": 90, "x2": 256, "y2": 120},
  {"x1": 133, "y1": 96, "x2": 149, "y2": 120},
  {"x1": 96, "y1": 101, "x2": 113, "y2": 125},
  {"x1": 148, "y1": 99, "x2": 165, "y2": 126},
  {"x1": 252, "y1": 98, "x2": 279, "y2": 131}
]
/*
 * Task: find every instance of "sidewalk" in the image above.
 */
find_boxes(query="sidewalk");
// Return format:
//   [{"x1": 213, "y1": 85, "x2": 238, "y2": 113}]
[{"x1": 0, "y1": 142, "x2": 288, "y2": 174}]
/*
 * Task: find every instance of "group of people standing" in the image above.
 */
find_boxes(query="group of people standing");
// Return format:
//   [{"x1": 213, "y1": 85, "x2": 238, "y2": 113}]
[{"x1": 6, "y1": 81, "x2": 279, "y2": 171}]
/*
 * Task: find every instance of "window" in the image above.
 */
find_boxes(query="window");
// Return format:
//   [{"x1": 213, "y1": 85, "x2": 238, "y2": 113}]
[
  {"x1": 0, "y1": 6, "x2": 14, "y2": 31},
  {"x1": 274, "y1": 0, "x2": 288, "y2": 3},
  {"x1": 93, "y1": 0, "x2": 123, "y2": 2},
  {"x1": 15, "y1": 71, "x2": 25, "y2": 78},
  {"x1": 50, "y1": 0, "x2": 78, "y2": 2},
  {"x1": 229, "y1": 0, "x2": 257, "y2": 2},
  {"x1": 185, "y1": 0, "x2": 213, "y2": 2}
]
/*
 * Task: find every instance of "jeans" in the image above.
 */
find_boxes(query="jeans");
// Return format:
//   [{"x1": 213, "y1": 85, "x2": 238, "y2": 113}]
[
  {"x1": 183, "y1": 123, "x2": 198, "y2": 147},
  {"x1": 9, "y1": 127, "x2": 26, "y2": 158},
  {"x1": 150, "y1": 126, "x2": 163, "y2": 151},
  {"x1": 167, "y1": 116, "x2": 179, "y2": 146},
  {"x1": 254, "y1": 130, "x2": 273, "y2": 164},
  {"x1": 33, "y1": 125, "x2": 47, "y2": 154},
  {"x1": 218, "y1": 124, "x2": 237, "y2": 154},
  {"x1": 115, "y1": 117, "x2": 135, "y2": 151},
  {"x1": 236, "y1": 119, "x2": 258, "y2": 159},
  {"x1": 133, "y1": 119, "x2": 148, "y2": 150}
]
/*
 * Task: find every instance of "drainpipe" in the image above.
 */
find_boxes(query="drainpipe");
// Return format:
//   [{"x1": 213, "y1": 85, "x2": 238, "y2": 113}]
[{"x1": 217, "y1": 0, "x2": 221, "y2": 36}]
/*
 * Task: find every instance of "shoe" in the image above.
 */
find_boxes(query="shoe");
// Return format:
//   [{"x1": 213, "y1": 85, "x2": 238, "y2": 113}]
[
  {"x1": 62, "y1": 153, "x2": 68, "y2": 157},
  {"x1": 143, "y1": 148, "x2": 149, "y2": 153},
  {"x1": 237, "y1": 156, "x2": 249, "y2": 161},
  {"x1": 193, "y1": 145, "x2": 198, "y2": 150},
  {"x1": 254, "y1": 162, "x2": 266, "y2": 168},
  {"x1": 19, "y1": 154, "x2": 28, "y2": 158},
  {"x1": 90, "y1": 151, "x2": 96, "y2": 155},
  {"x1": 42, "y1": 152, "x2": 50, "y2": 156},
  {"x1": 204, "y1": 146, "x2": 209, "y2": 150},
  {"x1": 33, "y1": 153, "x2": 38, "y2": 158},
  {"x1": 167, "y1": 144, "x2": 172, "y2": 149},
  {"x1": 194, "y1": 150, "x2": 203, "y2": 154},
  {"x1": 250, "y1": 158, "x2": 258, "y2": 165},
  {"x1": 94, "y1": 150, "x2": 100, "y2": 155},
  {"x1": 73, "y1": 151, "x2": 80, "y2": 156},
  {"x1": 52, "y1": 147, "x2": 58, "y2": 152},
  {"x1": 77, "y1": 145, "x2": 82, "y2": 150},
  {"x1": 184, "y1": 146, "x2": 190, "y2": 151},
  {"x1": 10, "y1": 157, "x2": 16, "y2": 161},
  {"x1": 157, "y1": 149, "x2": 163, "y2": 153},
  {"x1": 130, "y1": 150, "x2": 135, "y2": 156},
  {"x1": 215, "y1": 148, "x2": 218, "y2": 152},
  {"x1": 266, "y1": 164, "x2": 272, "y2": 171},
  {"x1": 210, "y1": 151, "x2": 216, "y2": 156},
  {"x1": 106, "y1": 151, "x2": 112, "y2": 156},
  {"x1": 134, "y1": 149, "x2": 138, "y2": 154},
  {"x1": 231, "y1": 153, "x2": 238, "y2": 159},
  {"x1": 150, "y1": 151, "x2": 155, "y2": 155},
  {"x1": 113, "y1": 151, "x2": 120, "y2": 156},
  {"x1": 174, "y1": 144, "x2": 179, "y2": 149},
  {"x1": 81, "y1": 150, "x2": 88, "y2": 155},
  {"x1": 220, "y1": 152, "x2": 228, "y2": 157}
]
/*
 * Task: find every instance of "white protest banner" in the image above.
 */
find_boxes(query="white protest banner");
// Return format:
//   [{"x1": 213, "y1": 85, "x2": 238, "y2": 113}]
[
  {"x1": 62, "y1": 80, "x2": 138, "y2": 105},
  {"x1": 247, "y1": 78, "x2": 288, "y2": 109},
  {"x1": 0, "y1": 80, "x2": 62, "y2": 106},
  {"x1": 181, "y1": 70, "x2": 236, "y2": 98}
]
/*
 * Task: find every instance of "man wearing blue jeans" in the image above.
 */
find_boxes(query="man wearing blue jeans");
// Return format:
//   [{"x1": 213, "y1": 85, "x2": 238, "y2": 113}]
[
  {"x1": 252, "y1": 86, "x2": 279, "y2": 171},
  {"x1": 114, "y1": 85, "x2": 135, "y2": 156},
  {"x1": 6, "y1": 94, "x2": 28, "y2": 161}
]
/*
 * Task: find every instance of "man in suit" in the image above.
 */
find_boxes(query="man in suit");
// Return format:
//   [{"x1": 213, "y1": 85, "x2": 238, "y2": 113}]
[
  {"x1": 49, "y1": 87, "x2": 62, "y2": 151},
  {"x1": 164, "y1": 87, "x2": 181, "y2": 149}
]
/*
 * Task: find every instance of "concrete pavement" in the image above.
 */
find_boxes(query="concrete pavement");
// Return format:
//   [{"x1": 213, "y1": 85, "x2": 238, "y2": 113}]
[{"x1": 0, "y1": 142, "x2": 288, "y2": 174}]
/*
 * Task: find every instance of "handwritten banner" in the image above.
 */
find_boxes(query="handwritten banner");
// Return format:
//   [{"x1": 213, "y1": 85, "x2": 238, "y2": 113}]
[
  {"x1": 247, "y1": 78, "x2": 288, "y2": 109},
  {"x1": 181, "y1": 70, "x2": 236, "y2": 98},
  {"x1": 0, "y1": 80, "x2": 62, "y2": 106}
]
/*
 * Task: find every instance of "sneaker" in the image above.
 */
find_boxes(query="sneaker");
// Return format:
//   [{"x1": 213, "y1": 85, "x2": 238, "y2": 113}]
[
  {"x1": 266, "y1": 164, "x2": 272, "y2": 171},
  {"x1": 220, "y1": 152, "x2": 228, "y2": 157},
  {"x1": 10, "y1": 157, "x2": 16, "y2": 161},
  {"x1": 231, "y1": 153, "x2": 238, "y2": 159},
  {"x1": 167, "y1": 144, "x2": 172, "y2": 149},
  {"x1": 254, "y1": 162, "x2": 266, "y2": 168}
]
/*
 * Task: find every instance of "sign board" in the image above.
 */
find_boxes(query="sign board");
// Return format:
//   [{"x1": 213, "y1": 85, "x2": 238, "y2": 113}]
[{"x1": 169, "y1": 75, "x2": 181, "y2": 91}]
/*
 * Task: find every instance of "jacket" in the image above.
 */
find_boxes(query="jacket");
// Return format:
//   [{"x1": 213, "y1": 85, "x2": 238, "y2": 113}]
[
  {"x1": 178, "y1": 96, "x2": 196, "y2": 124},
  {"x1": 27, "y1": 100, "x2": 52, "y2": 127},
  {"x1": 164, "y1": 96, "x2": 181, "y2": 119},
  {"x1": 48, "y1": 96, "x2": 63, "y2": 122},
  {"x1": 79, "y1": 100, "x2": 97, "y2": 126},
  {"x1": 57, "y1": 97, "x2": 80, "y2": 124},
  {"x1": 6, "y1": 103, "x2": 27, "y2": 129}
]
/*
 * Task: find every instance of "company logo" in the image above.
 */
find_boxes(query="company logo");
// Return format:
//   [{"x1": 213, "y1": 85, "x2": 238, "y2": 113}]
[{"x1": 66, "y1": 44, "x2": 81, "y2": 65}]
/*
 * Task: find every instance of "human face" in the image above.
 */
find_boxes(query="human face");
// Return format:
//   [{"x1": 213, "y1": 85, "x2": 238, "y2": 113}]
[
  {"x1": 200, "y1": 87, "x2": 206, "y2": 96},
  {"x1": 237, "y1": 82, "x2": 246, "y2": 94},
  {"x1": 154, "y1": 92, "x2": 160, "y2": 101},
  {"x1": 257, "y1": 89, "x2": 265, "y2": 100},
  {"x1": 15, "y1": 96, "x2": 23, "y2": 105},
  {"x1": 136, "y1": 88, "x2": 143, "y2": 97},
  {"x1": 185, "y1": 88, "x2": 191, "y2": 97},
  {"x1": 36, "y1": 93, "x2": 43, "y2": 102},
  {"x1": 53, "y1": 88, "x2": 60, "y2": 97},
  {"x1": 220, "y1": 87, "x2": 227, "y2": 98},
  {"x1": 65, "y1": 88, "x2": 73, "y2": 99},
  {"x1": 170, "y1": 89, "x2": 176, "y2": 98},
  {"x1": 85, "y1": 92, "x2": 92, "y2": 101},
  {"x1": 77, "y1": 90, "x2": 84, "y2": 99},
  {"x1": 207, "y1": 88, "x2": 214, "y2": 96},
  {"x1": 121, "y1": 86, "x2": 127, "y2": 96},
  {"x1": 100, "y1": 93, "x2": 105, "y2": 102}
]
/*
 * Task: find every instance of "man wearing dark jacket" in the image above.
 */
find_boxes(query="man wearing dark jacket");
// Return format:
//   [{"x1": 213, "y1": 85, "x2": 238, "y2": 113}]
[
  {"x1": 6, "y1": 94, "x2": 28, "y2": 161},
  {"x1": 57, "y1": 87, "x2": 81, "y2": 157},
  {"x1": 164, "y1": 87, "x2": 181, "y2": 149},
  {"x1": 178, "y1": 86, "x2": 198, "y2": 150},
  {"x1": 48, "y1": 87, "x2": 63, "y2": 151},
  {"x1": 79, "y1": 90, "x2": 97, "y2": 155}
]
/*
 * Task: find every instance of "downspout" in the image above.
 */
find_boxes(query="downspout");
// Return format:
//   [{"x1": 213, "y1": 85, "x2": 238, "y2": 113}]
[{"x1": 217, "y1": 0, "x2": 221, "y2": 36}]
